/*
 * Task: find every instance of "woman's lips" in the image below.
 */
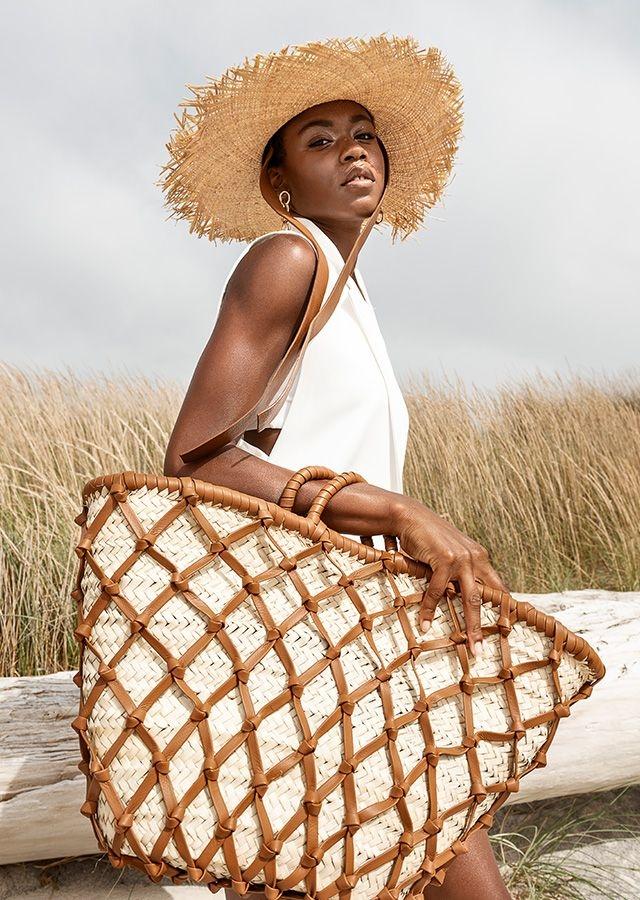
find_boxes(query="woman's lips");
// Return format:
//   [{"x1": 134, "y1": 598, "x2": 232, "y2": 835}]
[{"x1": 342, "y1": 175, "x2": 375, "y2": 189}]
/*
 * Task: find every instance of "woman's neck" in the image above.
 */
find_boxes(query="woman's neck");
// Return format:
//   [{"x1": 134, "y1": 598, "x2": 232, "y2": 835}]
[{"x1": 297, "y1": 215, "x2": 363, "y2": 265}]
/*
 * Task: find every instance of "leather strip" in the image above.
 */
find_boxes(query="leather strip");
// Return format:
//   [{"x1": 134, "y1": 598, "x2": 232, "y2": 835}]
[{"x1": 179, "y1": 149, "x2": 389, "y2": 464}]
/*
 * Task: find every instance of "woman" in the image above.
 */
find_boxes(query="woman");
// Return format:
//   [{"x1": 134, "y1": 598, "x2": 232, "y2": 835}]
[{"x1": 161, "y1": 36, "x2": 512, "y2": 900}]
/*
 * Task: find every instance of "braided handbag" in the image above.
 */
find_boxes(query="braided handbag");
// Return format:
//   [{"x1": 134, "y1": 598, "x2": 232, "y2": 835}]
[{"x1": 71, "y1": 465, "x2": 605, "y2": 899}]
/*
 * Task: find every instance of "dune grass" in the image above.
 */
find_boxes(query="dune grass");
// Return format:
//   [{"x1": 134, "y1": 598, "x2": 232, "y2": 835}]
[
  {"x1": 0, "y1": 363, "x2": 638, "y2": 677},
  {"x1": 491, "y1": 785, "x2": 640, "y2": 899}
]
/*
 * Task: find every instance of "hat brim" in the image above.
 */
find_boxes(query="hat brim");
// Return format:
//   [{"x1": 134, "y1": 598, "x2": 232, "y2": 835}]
[{"x1": 158, "y1": 33, "x2": 464, "y2": 244}]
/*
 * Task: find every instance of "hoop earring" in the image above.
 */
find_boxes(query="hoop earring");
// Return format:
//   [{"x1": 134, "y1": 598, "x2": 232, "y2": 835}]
[
  {"x1": 279, "y1": 189, "x2": 292, "y2": 230},
  {"x1": 376, "y1": 208, "x2": 384, "y2": 225}
]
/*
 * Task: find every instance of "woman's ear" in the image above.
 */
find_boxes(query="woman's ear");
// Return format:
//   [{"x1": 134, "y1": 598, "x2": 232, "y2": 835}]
[{"x1": 268, "y1": 167, "x2": 290, "y2": 195}]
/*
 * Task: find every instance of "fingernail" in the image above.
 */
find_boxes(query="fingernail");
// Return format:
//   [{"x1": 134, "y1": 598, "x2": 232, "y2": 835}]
[
  {"x1": 473, "y1": 641, "x2": 485, "y2": 659},
  {"x1": 420, "y1": 619, "x2": 431, "y2": 633}
]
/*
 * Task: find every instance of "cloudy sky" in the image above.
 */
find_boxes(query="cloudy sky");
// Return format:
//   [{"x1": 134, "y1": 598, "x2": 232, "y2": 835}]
[{"x1": 2, "y1": 0, "x2": 638, "y2": 392}]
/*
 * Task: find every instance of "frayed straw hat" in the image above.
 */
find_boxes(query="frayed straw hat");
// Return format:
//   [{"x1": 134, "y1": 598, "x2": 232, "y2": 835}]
[{"x1": 157, "y1": 33, "x2": 464, "y2": 244}]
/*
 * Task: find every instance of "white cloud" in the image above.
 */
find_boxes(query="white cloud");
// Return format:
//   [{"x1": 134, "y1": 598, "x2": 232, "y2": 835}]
[{"x1": 2, "y1": 0, "x2": 638, "y2": 390}]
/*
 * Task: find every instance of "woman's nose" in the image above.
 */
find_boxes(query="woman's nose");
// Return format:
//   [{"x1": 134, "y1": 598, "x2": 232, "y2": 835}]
[{"x1": 340, "y1": 140, "x2": 367, "y2": 162}]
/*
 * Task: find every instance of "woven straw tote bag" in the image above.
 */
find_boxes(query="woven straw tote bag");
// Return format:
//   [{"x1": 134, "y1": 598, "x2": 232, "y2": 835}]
[{"x1": 71, "y1": 465, "x2": 605, "y2": 899}]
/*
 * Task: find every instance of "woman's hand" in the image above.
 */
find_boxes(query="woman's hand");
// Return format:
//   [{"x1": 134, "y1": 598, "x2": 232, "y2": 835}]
[{"x1": 391, "y1": 497, "x2": 511, "y2": 658}]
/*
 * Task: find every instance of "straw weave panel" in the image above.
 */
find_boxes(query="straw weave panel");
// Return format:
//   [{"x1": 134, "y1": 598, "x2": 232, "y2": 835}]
[{"x1": 72, "y1": 472, "x2": 604, "y2": 899}]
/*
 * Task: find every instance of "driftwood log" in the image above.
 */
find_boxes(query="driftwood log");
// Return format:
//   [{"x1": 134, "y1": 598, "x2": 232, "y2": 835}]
[{"x1": 0, "y1": 590, "x2": 637, "y2": 865}]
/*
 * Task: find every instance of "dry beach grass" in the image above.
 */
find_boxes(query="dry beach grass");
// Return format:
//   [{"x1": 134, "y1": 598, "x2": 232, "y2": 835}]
[
  {"x1": 0, "y1": 363, "x2": 638, "y2": 678},
  {"x1": 0, "y1": 363, "x2": 638, "y2": 898}
]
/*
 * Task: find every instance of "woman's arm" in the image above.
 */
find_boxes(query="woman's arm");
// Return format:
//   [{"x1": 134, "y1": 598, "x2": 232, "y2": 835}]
[
  {"x1": 164, "y1": 234, "x2": 511, "y2": 657},
  {"x1": 164, "y1": 231, "x2": 403, "y2": 534}
]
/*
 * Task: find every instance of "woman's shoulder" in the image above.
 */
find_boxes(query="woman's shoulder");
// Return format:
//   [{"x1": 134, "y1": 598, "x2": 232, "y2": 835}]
[
  {"x1": 248, "y1": 229, "x2": 317, "y2": 266},
  {"x1": 222, "y1": 230, "x2": 317, "y2": 318}
]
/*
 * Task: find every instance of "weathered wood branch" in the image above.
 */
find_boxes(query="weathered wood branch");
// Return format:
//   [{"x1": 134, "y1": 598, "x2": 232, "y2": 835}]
[{"x1": 0, "y1": 591, "x2": 637, "y2": 864}]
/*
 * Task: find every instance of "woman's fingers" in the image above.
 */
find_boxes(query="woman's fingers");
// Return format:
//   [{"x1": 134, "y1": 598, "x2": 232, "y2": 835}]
[
  {"x1": 474, "y1": 557, "x2": 512, "y2": 596},
  {"x1": 457, "y1": 565, "x2": 485, "y2": 658},
  {"x1": 419, "y1": 563, "x2": 452, "y2": 633}
]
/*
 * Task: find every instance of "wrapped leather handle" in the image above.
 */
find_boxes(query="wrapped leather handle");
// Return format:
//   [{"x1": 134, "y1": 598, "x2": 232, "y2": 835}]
[
  {"x1": 278, "y1": 466, "x2": 339, "y2": 509},
  {"x1": 278, "y1": 465, "x2": 399, "y2": 552}
]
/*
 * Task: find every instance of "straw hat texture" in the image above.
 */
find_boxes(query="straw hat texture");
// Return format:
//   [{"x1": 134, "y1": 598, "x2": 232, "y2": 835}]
[{"x1": 157, "y1": 33, "x2": 464, "y2": 244}]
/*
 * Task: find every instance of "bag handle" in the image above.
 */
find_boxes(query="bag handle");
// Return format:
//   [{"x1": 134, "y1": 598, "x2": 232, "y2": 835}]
[
  {"x1": 278, "y1": 465, "x2": 399, "y2": 552},
  {"x1": 179, "y1": 148, "x2": 388, "y2": 464}
]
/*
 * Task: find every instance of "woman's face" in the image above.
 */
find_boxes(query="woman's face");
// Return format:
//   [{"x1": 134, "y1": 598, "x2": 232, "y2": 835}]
[{"x1": 269, "y1": 99, "x2": 386, "y2": 226}]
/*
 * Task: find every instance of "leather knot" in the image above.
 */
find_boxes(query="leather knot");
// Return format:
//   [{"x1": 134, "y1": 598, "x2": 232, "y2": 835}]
[
  {"x1": 376, "y1": 667, "x2": 391, "y2": 682},
  {"x1": 535, "y1": 749, "x2": 548, "y2": 767},
  {"x1": 190, "y1": 707, "x2": 208, "y2": 722},
  {"x1": 214, "y1": 816, "x2": 236, "y2": 839},
  {"x1": 279, "y1": 556, "x2": 297, "y2": 572},
  {"x1": 98, "y1": 664, "x2": 117, "y2": 683},
  {"x1": 203, "y1": 758, "x2": 219, "y2": 782},
  {"x1": 170, "y1": 572, "x2": 190, "y2": 593},
  {"x1": 187, "y1": 866, "x2": 206, "y2": 882},
  {"x1": 182, "y1": 487, "x2": 199, "y2": 506},
  {"x1": 100, "y1": 578, "x2": 120, "y2": 596},
  {"x1": 235, "y1": 666, "x2": 250, "y2": 684},
  {"x1": 243, "y1": 578, "x2": 261, "y2": 595},
  {"x1": 206, "y1": 617, "x2": 224, "y2": 634},
  {"x1": 460, "y1": 674, "x2": 475, "y2": 695},
  {"x1": 298, "y1": 738, "x2": 316, "y2": 756},
  {"x1": 152, "y1": 752, "x2": 169, "y2": 774},
  {"x1": 258, "y1": 840, "x2": 282, "y2": 860},
  {"x1": 145, "y1": 861, "x2": 167, "y2": 881},
  {"x1": 71, "y1": 715, "x2": 87, "y2": 732},
  {"x1": 73, "y1": 623, "x2": 92, "y2": 641},
  {"x1": 303, "y1": 795, "x2": 322, "y2": 816},
  {"x1": 74, "y1": 537, "x2": 92, "y2": 557},
  {"x1": 424, "y1": 817, "x2": 442, "y2": 835},
  {"x1": 115, "y1": 812, "x2": 134, "y2": 833},
  {"x1": 288, "y1": 676, "x2": 304, "y2": 698},
  {"x1": 253, "y1": 771, "x2": 268, "y2": 797},
  {"x1": 167, "y1": 658, "x2": 186, "y2": 680},
  {"x1": 130, "y1": 616, "x2": 147, "y2": 634},
  {"x1": 338, "y1": 759, "x2": 355, "y2": 775}
]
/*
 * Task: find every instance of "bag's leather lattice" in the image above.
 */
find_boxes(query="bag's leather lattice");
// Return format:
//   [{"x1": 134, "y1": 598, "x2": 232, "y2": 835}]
[{"x1": 72, "y1": 468, "x2": 604, "y2": 899}]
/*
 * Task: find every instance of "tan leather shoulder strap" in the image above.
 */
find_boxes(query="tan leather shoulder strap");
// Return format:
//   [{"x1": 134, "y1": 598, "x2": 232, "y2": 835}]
[{"x1": 180, "y1": 151, "x2": 387, "y2": 464}]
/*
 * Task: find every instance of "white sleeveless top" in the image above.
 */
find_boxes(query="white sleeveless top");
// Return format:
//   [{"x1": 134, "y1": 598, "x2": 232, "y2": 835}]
[{"x1": 219, "y1": 214, "x2": 410, "y2": 544}]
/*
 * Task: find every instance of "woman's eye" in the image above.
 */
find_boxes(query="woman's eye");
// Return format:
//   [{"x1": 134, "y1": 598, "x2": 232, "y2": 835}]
[{"x1": 310, "y1": 131, "x2": 376, "y2": 148}]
